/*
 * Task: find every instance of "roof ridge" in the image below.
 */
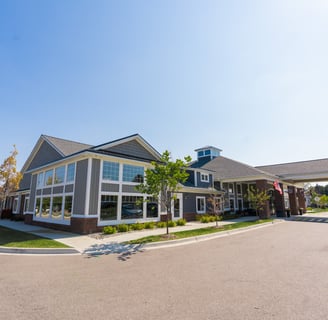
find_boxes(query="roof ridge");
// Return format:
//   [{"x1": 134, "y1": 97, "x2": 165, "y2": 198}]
[
  {"x1": 42, "y1": 134, "x2": 93, "y2": 147},
  {"x1": 256, "y1": 157, "x2": 328, "y2": 168}
]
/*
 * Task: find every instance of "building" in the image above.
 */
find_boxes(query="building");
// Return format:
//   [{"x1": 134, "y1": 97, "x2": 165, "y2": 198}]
[{"x1": 3, "y1": 134, "x2": 307, "y2": 233}]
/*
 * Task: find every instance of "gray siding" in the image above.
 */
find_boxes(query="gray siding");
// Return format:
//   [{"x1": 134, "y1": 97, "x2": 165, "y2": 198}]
[
  {"x1": 101, "y1": 183, "x2": 119, "y2": 192},
  {"x1": 122, "y1": 185, "x2": 138, "y2": 193},
  {"x1": 183, "y1": 193, "x2": 197, "y2": 213},
  {"x1": 105, "y1": 140, "x2": 157, "y2": 161},
  {"x1": 73, "y1": 159, "x2": 88, "y2": 215},
  {"x1": 89, "y1": 159, "x2": 100, "y2": 215},
  {"x1": 19, "y1": 141, "x2": 63, "y2": 191},
  {"x1": 28, "y1": 174, "x2": 37, "y2": 212}
]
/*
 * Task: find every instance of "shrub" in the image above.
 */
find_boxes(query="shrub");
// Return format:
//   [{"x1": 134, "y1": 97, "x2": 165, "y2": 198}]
[
  {"x1": 156, "y1": 221, "x2": 166, "y2": 228},
  {"x1": 176, "y1": 218, "x2": 186, "y2": 226},
  {"x1": 103, "y1": 226, "x2": 117, "y2": 235},
  {"x1": 144, "y1": 221, "x2": 155, "y2": 229},
  {"x1": 130, "y1": 222, "x2": 145, "y2": 231},
  {"x1": 167, "y1": 220, "x2": 177, "y2": 227},
  {"x1": 200, "y1": 215, "x2": 210, "y2": 223},
  {"x1": 117, "y1": 224, "x2": 129, "y2": 232}
]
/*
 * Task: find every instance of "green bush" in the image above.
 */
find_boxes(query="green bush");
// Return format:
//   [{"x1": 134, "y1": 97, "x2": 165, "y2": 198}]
[
  {"x1": 144, "y1": 221, "x2": 155, "y2": 229},
  {"x1": 167, "y1": 220, "x2": 177, "y2": 227},
  {"x1": 156, "y1": 221, "x2": 166, "y2": 228},
  {"x1": 176, "y1": 218, "x2": 186, "y2": 226},
  {"x1": 200, "y1": 215, "x2": 210, "y2": 223},
  {"x1": 103, "y1": 226, "x2": 117, "y2": 234},
  {"x1": 130, "y1": 222, "x2": 145, "y2": 231},
  {"x1": 117, "y1": 224, "x2": 129, "y2": 232}
]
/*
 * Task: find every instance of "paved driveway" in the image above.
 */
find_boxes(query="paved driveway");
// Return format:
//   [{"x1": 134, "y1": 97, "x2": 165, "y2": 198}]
[{"x1": 1, "y1": 219, "x2": 328, "y2": 320}]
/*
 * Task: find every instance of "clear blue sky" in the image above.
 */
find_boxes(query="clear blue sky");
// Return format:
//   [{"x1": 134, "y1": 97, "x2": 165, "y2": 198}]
[{"x1": 1, "y1": 0, "x2": 328, "y2": 170}]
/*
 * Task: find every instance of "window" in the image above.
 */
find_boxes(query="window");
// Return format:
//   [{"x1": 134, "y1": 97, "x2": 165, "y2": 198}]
[
  {"x1": 198, "y1": 151, "x2": 204, "y2": 158},
  {"x1": 35, "y1": 198, "x2": 41, "y2": 217},
  {"x1": 64, "y1": 196, "x2": 73, "y2": 220},
  {"x1": 102, "y1": 161, "x2": 119, "y2": 181},
  {"x1": 52, "y1": 196, "x2": 63, "y2": 219},
  {"x1": 196, "y1": 197, "x2": 206, "y2": 213},
  {"x1": 121, "y1": 196, "x2": 143, "y2": 219},
  {"x1": 123, "y1": 164, "x2": 144, "y2": 183},
  {"x1": 66, "y1": 163, "x2": 76, "y2": 182},
  {"x1": 230, "y1": 199, "x2": 235, "y2": 211},
  {"x1": 100, "y1": 195, "x2": 118, "y2": 221},
  {"x1": 44, "y1": 170, "x2": 53, "y2": 186},
  {"x1": 237, "y1": 184, "x2": 242, "y2": 195},
  {"x1": 41, "y1": 197, "x2": 51, "y2": 218},
  {"x1": 12, "y1": 198, "x2": 18, "y2": 213},
  {"x1": 204, "y1": 149, "x2": 211, "y2": 156},
  {"x1": 146, "y1": 197, "x2": 158, "y2": 218},
  {"x1": 24, "y1": 198, "x2": 29, "y2": 213},
  {"x1": 54, "y1": 166, "x2": 65, "y2": 184},
  {"x1": 228, "y1": 183, "x2": 234, "y2": 194},
  {"x1": 37, "y1": 172, "x2": 44, "y2": 188},
  {"x1": 201, "y1": 173, "x2": 209, "y2": 182}
]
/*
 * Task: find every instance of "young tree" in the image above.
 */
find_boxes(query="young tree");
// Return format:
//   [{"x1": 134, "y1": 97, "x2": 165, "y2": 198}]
[
  {"x1": 244, "y1": 186, "x2": 270, "y2": 217},
  {"x1": 136, "y1": 150, "x2": 191, "y2": 235},
  {"x1": 207, "y1": 193, "x2": 223, "y2": 228},
  {"x1": 0, "y1": 146, "x2": 22, "y2": 207}
]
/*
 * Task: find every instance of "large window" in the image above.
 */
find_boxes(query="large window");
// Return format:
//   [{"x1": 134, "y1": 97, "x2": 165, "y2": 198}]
[
  {"x1": 66, "y1": 163, "x2": 75, "y2": 182},
  {"x1": 64, "y1": 196, "x2": 73, "y2": 220},
  {"x1": 196, "y1": 197, "x2": 206, "y2": 213},
  {"x1": 102, "y1": 161, "x2": 119, "y2": 181},
  {"x1": 54, "y1": 166, "x2": 65, "y2": 184},
  {"x1": 123, "y1": 164, "x2": 144, "y2": 183},
  {"x1": 52, "y1": 196, "x2": 63, "y2": 219},
  {"x1": 146, "y1": 198, "x2": 158, "y2": 218},
  {"x1": 35, "y1": 198, "x2": 41, "y2": 217},
  {"x1": 121, "y1": 196, "x2": 143, "y2": 219},
  {"x1": 100, "y1": 195, "x2": 118, "y2": 220},
  {"x1": 37, "y1": 172, "x2": 44, "y2": 188},
  {"x1": 44, "y1": 170, "x2": 53, "y2": 186},
  {"x1": 41, "y1": 197, "x2": 51, "y2": 218}
]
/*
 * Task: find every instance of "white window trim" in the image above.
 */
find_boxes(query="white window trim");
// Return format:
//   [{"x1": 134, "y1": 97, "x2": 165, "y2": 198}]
[
  {"x1": 200, "y1": 173, "x2": 209, "y2": 183},
  {"x1": 196, "y1": 196, "x2": 206, "y2": 214}
]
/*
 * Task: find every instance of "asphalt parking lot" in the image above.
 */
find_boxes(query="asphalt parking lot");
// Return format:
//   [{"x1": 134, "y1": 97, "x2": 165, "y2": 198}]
[{"x1": 1, "y1": 218, "x2": 328, "y2": 320}]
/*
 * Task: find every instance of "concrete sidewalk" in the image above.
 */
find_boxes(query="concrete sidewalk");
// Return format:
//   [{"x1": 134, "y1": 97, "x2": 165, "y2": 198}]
[{"x1": 0, "y1": 216, "x2": 260, "y2": 254}]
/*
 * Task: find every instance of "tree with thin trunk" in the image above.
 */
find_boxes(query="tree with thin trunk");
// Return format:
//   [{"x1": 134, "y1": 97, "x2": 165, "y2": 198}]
[
  {"x1": 0, "y1": 146, "x2": 22, "y2": 208},
  {"x1": 244, "y1": 186, "x2": 270, "y2": 217},
  {"x1": 136, "y1": 150, "x2": 191, "y2": 235},
  {"x1": 207, "y1": 193, "x2": 223, "y2": 228}
]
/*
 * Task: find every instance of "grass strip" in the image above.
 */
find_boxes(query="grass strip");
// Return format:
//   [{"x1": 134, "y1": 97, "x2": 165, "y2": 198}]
[
  {"x1": 126, "y1": 219, "x2": 273, "y2": 244},
  {"x1": 0, "y1": 226, "x2": 70, "y2": 248}
]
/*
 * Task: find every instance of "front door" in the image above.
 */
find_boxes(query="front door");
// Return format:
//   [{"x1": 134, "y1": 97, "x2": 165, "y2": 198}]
[{"x1": 173, "y1": 194, "x2": 183, "y2": 219}]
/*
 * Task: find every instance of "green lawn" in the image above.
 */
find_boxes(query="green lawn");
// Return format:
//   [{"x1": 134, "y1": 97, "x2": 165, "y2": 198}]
[
  {"x1": 0, "y1": 226, "x2": 70, "y2": 248},
  {"x1": 127, "y1": 219, "x2": 273, "y2": 244}
]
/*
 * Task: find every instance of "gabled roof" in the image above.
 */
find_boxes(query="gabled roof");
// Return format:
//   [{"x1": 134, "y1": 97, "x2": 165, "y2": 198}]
[
  {"x1": 192, "y1": 156, "x2": 277, "y2": 181},
  {"x1": 21, "y1": 135, "x2": 92, "y2": 173}
]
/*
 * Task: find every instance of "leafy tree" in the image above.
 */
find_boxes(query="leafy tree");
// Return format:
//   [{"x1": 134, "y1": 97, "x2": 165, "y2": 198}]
[
  {"x1": 244, "y1": 186, "x2": 270, "y2": 217},
  {"x1": 136, "y1": 150, "x2": 191, "y2": 235},
  {"x1": 0, "y1": 146, "x2": 22, "y2": 207},
  {"x1": 319, "y1": 195, "x2": 328, "y2": 208}
]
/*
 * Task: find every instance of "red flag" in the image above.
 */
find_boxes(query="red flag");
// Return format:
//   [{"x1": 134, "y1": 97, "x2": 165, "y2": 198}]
[{"x1": 273, "y1": 180, "x2": 282, "y2": 195}]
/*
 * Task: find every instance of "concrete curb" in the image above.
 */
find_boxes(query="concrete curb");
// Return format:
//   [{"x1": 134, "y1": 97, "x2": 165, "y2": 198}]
[
  {"x1": 0, "y1": 246, "x2": 80, "y2": 255},
  {"x1": 143, "y1": 220, "x2": 284, "y2": 250}
]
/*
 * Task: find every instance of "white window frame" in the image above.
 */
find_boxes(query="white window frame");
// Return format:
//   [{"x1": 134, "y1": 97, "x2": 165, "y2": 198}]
[
  {"x1": 200, "y1": 173, "x2": 209, "y2": 183},
  {"x1": 196, "y1": 196, "x2": 206, "y2": 214}
]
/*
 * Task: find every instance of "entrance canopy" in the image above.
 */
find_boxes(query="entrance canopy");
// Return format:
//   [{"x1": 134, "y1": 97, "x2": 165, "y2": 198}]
[{"x1": 256, "y1": 158, "x2": 328, "y2": 183}]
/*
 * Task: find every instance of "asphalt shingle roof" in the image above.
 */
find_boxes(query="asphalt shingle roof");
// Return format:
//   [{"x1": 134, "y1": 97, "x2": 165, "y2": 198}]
[
  {"x1": 192, "y1": 156, "x2": 275, "y2": 180},
  {"x1": 43, "y1": 135, "x2": 92, "y2": 156}
]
